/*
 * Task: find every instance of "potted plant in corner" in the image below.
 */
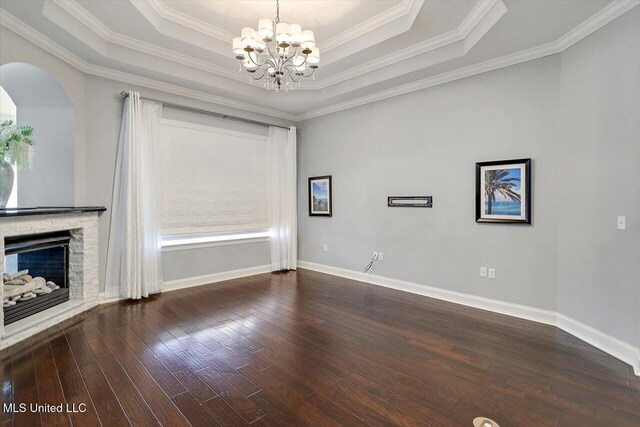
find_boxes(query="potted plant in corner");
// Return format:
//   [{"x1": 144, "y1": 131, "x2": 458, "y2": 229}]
[{"x1": 0, "y1": 120, "x2": 34, "y2": 208}]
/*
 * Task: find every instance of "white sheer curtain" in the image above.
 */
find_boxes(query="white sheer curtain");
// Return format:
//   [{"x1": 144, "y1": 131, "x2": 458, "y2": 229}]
[
  {"x1": 105, "y1": 91, "x2": 163, "y2": 299},
  {"x1": 268, "y1": 126, "x2": 297, "y2": 271}
]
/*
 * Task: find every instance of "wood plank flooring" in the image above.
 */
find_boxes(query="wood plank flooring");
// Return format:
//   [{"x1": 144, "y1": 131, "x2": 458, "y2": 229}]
[{"x1": 1, "y1": 268, "x2": 639, "y2": 426}]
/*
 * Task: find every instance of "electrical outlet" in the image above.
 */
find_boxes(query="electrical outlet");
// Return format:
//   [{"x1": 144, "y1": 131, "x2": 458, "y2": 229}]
[
  {"x1": 488, "y1": 268, "x2": 496, "y2": 279},
  {"x1": 373, "y1": 252, "x2": 378, "y2": 261},
  {"x1": 480, "y1": 267, "x2": 488, "y2": 278},
  {"x1": 617, "y1": 216, "x2": 626, "y2": 230},
  {"x1": 378, "y1": 252, "x2": 384, "y2": 261},
  {"x1": 323, "y1": 245, "x2": 328, "y2": 252}
]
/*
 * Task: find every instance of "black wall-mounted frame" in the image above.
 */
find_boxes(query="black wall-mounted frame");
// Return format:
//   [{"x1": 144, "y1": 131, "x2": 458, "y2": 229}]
[
  {"x1": 475, "y1": 158, "x2": 532, "y2": 224},
  {"x1": 308, "y1": 175, "x2": 332, "y2": 216},
  {"x1": 388, "y1": 196, "x2": 433, "y2": 208}
]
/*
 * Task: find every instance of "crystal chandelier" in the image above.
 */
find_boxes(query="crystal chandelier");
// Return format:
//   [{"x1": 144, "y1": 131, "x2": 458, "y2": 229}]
[{"x1": 232, "y1": 0, "x2": 320, "y2": 91}]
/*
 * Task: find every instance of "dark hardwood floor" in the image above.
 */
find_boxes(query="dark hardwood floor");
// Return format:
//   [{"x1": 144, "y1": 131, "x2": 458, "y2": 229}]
[{"x1": 1, "y1": 268, "x2": 639, "y2": 426}]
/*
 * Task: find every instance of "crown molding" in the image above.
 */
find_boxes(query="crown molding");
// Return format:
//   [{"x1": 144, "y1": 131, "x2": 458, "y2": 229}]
[
  {"x1": 0, "y1": 7, "x2": 87, "y2": 70},
  {"x1": 322, "y1": 0, "x2": 423, "y2": 52},
  {"x1": 0, "y1": 8, "x2": 297, "y2": 122},
  {"x1": 302, "y1": 0, "x2": 506, "y2": 90},
  {"x1": 84, "y1": 64, "x2": 298, "y2": 122},
  {"x1": 555, "y1": 0, "x2": 640, "y2": 49},
  {"x1": 147, "y1": 0, "x2": 236, "y2": 42},
  {"x1": 45, "y1": 0, "x2": 248, "y2": 85},
  {"x1": 298, "y1": 0, "x2": 640, "y2": 120}
]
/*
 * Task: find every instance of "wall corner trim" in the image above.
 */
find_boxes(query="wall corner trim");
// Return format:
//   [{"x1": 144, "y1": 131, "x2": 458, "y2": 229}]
[{"x1": 297, "y1": 260, "x2": 640, "y2": 376}]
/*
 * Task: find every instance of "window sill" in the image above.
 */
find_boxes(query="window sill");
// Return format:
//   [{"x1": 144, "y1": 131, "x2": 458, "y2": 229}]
[{"x1": 161, "y1": 231, "x2": 270, "y2": 252}]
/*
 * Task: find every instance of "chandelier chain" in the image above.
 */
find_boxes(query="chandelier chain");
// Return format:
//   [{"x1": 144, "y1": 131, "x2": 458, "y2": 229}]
[{"x1": 275, "y1": 0, "x2": 280, "y2": 23}]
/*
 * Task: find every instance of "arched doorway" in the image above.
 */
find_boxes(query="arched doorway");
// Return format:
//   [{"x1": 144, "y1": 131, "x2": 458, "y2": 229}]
[
  {"x1": 0, "y1": 86, "x2": 18, "y2": 208},
  {"x1": 0, "y1": 62, "x2": 75, "y2": 207}
]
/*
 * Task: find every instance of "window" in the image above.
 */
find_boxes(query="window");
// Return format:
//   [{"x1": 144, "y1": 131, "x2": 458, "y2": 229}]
[{"x1": 158, "y1": 119, "x2": 269, "y2": 240}]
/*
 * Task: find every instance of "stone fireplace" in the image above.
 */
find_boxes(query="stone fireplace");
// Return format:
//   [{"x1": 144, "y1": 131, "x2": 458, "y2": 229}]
[{"x1": 0, "y1": 207, "x2": 105, "y2": 349}]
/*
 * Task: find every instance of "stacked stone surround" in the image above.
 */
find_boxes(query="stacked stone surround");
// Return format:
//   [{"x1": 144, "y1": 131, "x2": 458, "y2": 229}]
[{"x1": 0, "y1": 212, "x2": 100, "y2": 348}]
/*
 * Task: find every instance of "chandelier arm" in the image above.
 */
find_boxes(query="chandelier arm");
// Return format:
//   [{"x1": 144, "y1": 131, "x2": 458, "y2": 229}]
[
  {"x1": 246, "y1": 52, "x2": 265, "y2": 68},
  {"x1": 264, "y1": 57, "x2": 278, "y2": 71},
  {"x1": 284, "y1": 47, "x2": 299, "y2": 64},
  {"x1": 298, "y1": 67, "x2": 317, "y2": 79},
  {"x1": 281, "y1": 49, "x2": 308, "y2": 70},
  {"x1": 249, "y1": 67, "x2": 271, "y2": 80},
  {"x1": 264, "y1": 43, "x2": 280, "y2": 65},
  {"x1": 286, "y1": 47, "x2": 308, "y2": 67},
  {"x1": 282, "y1": 65, "x2": 303, "y2": 83}
]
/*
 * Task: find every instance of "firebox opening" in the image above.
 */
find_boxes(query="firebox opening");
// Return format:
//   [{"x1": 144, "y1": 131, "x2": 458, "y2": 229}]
[{"x1": 3, "y1": 230, "x2": 71, "y2": 325}]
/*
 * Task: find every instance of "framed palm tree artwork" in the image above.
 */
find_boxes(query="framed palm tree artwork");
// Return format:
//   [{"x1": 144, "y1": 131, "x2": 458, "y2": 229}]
[{"x1": 476, "y1": 158, "x2": 531, "y2": 224}]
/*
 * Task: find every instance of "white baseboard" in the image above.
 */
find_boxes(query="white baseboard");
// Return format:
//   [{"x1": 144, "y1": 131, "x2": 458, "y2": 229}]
[
  {"x1": 162, "y1": 264, "x2": 271, "y2": 291},
  {"x1": 555, "y1": 313, "x2": 640, "y2": 376},
  {"x1": 98, "y1": 264, "x2": 272, "y2": 304},
  {"x1": 297, "y1": 260, "x2": 640, "y2": 376}
]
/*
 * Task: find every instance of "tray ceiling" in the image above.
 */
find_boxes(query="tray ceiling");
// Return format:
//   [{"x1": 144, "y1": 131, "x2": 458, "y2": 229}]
[{"x1": 0, "y1": 0, "x2": 635, "y2": 120}]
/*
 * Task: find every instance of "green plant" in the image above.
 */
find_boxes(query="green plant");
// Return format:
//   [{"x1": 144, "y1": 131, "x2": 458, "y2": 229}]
[{"x1": 0, "y1": 120, "x2": 34, "y2": 168}]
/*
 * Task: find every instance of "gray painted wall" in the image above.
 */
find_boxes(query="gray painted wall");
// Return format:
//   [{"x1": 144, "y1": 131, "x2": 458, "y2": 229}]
[
  {"x1": 162, "y1": 242, "x2": 270, "y2": 282},
  {"x1": 16, "y1": 107, "x2": 75, "y2": 206},
  {"x1": 298, "y1": 9, "x2": 640, "y2": 348},
  {"x1": 298, "y1": 55, "x2": 562, "y2": 311},
  {"x1": 555, "y1": 9, "x2": 640, "y2": 349}
]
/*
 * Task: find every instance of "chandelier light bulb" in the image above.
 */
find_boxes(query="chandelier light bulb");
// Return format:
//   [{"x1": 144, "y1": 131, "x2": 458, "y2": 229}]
[
  {"x1": 241, "y1": 27, "x2": 257, "y2": 49},
  {"x1": 242, "y1": 52, "x2": 259, "y2": 70},
  {"x1": 307, "y1": 47, "x2": 320, "y2": 65},
  {"x1": 292, "y1": 55, "x2": 306, "y2": 67},
  {"x1": 252, "y1": 33, "x2": 266, "y2": 52},
  {"x1": 289, "y1": 24, "x2": 302, "y2": 46},
  {"x1": 300, "y1": 30, "x2": 315, "y2": 50},
  {"x1": 258, "y1": 18, "x2": 273, "y2": 40},
  {"x1": 276, "y1": 22, "x2": 291, "y2": 46},
  {"x1": 232, "y1": 37, "x2": 245, "y2": 58}
]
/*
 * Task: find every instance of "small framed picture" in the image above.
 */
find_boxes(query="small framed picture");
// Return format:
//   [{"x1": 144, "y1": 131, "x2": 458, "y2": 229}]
[
  {"x1": 476, "y1": 158, "x2": 531, "y2": 224},
  {"x1": 309, "y1": 175, "x2": 332, "y2": 216}
]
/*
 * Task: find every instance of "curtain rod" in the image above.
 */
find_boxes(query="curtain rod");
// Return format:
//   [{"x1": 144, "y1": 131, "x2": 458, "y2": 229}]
[{"x1": 119, "y1": 92, "x2": 291, "y2": 130}]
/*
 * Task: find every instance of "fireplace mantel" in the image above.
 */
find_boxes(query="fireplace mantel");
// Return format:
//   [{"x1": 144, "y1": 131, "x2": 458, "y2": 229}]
[{"x1": 0, "y1": 206, "x2": 106, "y2": 218}]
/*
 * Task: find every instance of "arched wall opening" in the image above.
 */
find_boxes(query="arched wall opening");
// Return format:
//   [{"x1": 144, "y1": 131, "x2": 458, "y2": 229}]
[
  {"x1": 0, "y1": 86, "x2": 18, "y2": 207},
  {"x1": 0, "y1": 62, "x2": 75, "y2": 206}
]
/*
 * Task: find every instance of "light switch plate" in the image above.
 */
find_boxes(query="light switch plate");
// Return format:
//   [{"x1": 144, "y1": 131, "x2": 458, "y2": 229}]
[
  {"x1": 480, "y1": 267, "x2": 488, "y2": 278},
  {"x1": 617, "y1": 216, "x2": 626, "y2": 230},
  {"x1": 488, "y1": 268, "x2": 496, "y2": 279}
]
